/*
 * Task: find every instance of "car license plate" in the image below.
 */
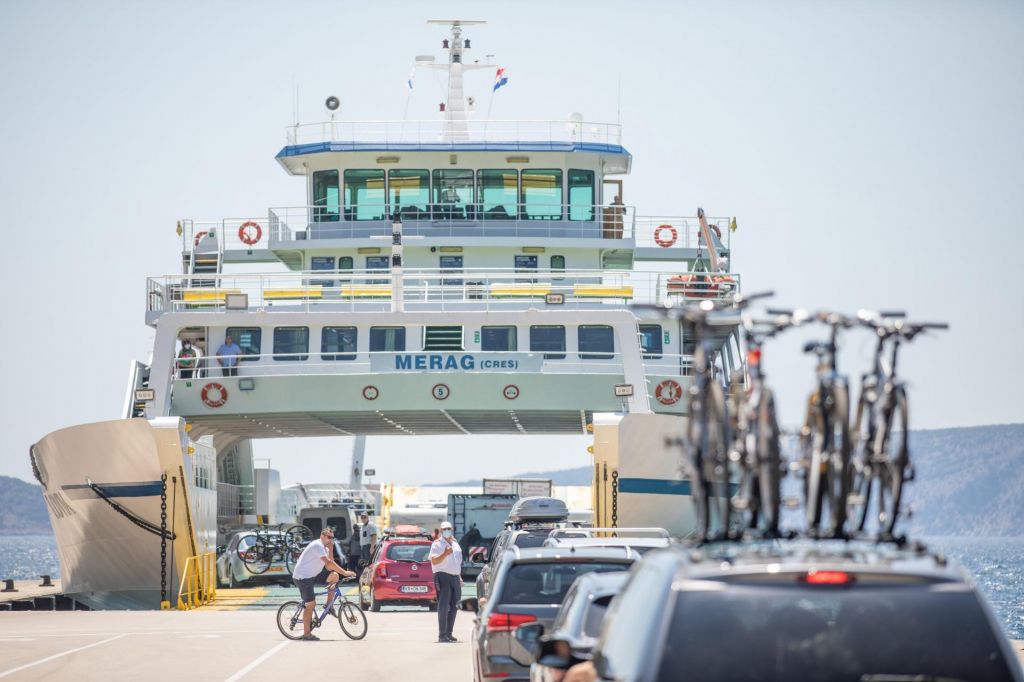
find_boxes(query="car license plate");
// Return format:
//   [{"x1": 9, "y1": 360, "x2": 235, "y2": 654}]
[
  {"x1": 400, "y1": 585, "x2": 428, "y2": 593},
  {"x1": 266, "y1": 566, "x2": 285, "y2": 573}
]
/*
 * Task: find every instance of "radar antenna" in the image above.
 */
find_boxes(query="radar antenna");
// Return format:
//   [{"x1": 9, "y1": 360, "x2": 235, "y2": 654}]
[{"x1": 424, "y1": 19, "x2": 490, "y2": 141}]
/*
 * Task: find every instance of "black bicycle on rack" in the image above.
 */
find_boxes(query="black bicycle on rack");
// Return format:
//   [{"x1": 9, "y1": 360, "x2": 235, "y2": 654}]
[
  {"x1": 238, "y1": 523, "x2": 313, "y2": 574},
  {"x1": 792, "y1": 310, "x2": 857, "y2": 538},
  {"x1": 729, "y1": 309, "x2": 807, "y2": 538},
  {"x1": 847, "y1": 313, "x2": 948, "y2": 538}
]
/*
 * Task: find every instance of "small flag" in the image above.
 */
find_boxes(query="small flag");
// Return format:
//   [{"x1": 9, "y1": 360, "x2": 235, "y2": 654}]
[
  {"x1": 407, "y1": 67, "x2": 415, "y2": 91},
  {"x1": 493, "y1": 67, "x2": 508, "y2": 92}
]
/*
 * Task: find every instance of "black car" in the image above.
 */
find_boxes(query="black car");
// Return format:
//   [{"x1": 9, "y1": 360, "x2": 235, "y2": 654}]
[
  {"x1": 518, "y1": 570, "x2": 630, "y2": 682},
  {"x1": 589, "y1": 541, "x2": 1024, "y2": 682}
]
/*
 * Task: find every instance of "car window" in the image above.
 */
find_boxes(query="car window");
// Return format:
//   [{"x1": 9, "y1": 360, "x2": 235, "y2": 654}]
[
  {"x1": 387, "y1": 543, "x2": 431, "y2": 562},
  {"x1": 500, "y1": 561, "x2": 630, "y2": 606},
  {"x1": 582, "y1": 595, "x2": 613, "y2": 638},
  {"x1": 513, "y1": 532, "x2": 550, "y2": 549},
  {"x1": 237, "y1": 535, "x2": 256, "y2": 551},
  {"x1": 489, "y1": 533, "x2": 508, "y2": 563},
  {"x1": 551, "y1": 582, "x2": 582, "y2": 631},
  {"x1": 657, "y1": 585, "x2": 1015, "y2": 682}
]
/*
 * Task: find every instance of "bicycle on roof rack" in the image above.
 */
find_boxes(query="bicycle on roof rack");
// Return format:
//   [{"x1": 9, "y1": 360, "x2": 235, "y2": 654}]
[
  {"x1": 728, "y1": 308, "x2": 808, "y2": 539},
  {"x1": 847, "y1": 313, "x2": 948, "y2": 539}
]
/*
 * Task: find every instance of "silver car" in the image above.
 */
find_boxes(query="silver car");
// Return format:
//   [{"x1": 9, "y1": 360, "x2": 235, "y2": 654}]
[
  {"x1": 217, "y1": 530, "x2": 294, "y2": 588},
  {"x1": 468, "y1": 546, "x2": 639, "y2": 682}
]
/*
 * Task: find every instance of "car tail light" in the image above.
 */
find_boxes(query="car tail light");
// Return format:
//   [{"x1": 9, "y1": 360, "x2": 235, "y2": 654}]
[
  {"x1": 376, "y1": 561, "x2": 390, "y2": 578},
  {"x1": 747, "y1": 348, "x2": 762, "y2": 367},
  {"x1": 802, "y1": 570, "x2": 853, "y2": 585},
  {"x1": 485, "y1": 611, "x2": 537, "y2": 633}
]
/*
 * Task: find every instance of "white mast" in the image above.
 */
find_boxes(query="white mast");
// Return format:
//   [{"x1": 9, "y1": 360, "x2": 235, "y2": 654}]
[{"x1": 425, "y1": 19, "x2": 489, "y2": 141}]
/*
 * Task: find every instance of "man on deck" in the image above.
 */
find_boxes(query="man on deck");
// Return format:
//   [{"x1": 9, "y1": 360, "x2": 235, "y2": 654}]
[{"x1": 216, "y1": 334, "x2": 242, "y2": 377}]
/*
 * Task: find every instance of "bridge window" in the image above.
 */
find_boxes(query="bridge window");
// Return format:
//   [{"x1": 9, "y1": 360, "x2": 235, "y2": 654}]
[
  {"x1": 226, "y1": 327, "x2": 261, "y2": 361},
  {"x1": 579, "y1": 325, "x2": 614, "y2": 359},
  {"x1": 273, "y1": 326, "x2": 309, "y2": 361},
  {"x1": 639, "y1": 324, "x2": 663, "y2": 359},
  {"x1": 312, "y1": 170, "x2": 340, "y2": 222},
  {"x1": 370, "y1": 327, "x2": 406, "y2": 352},
  {"x1": 310, "y1": 256, "x2": 335, "y2": 287},
  {"x1": 521, "y1": 169, "x2": 562, "y2": 220},
  {"x1": 344, "y1": 169, "x2": 386, "y2": 221},
  {"x1": 530, "y1": 325, "x2": 566, "y2": 360},
  {"x1": 550, "y1": 255, "x2": 566, "y2": 280},
  {"x1": 322, "y1": 326, "x2": 357, "y2": 361},
  {"x1": 478, "y1": 169, "x2": 518, "y2": 220},
  {"x1": 482, "y1": 326, "x2": 517, "y2": 352},
  {"x1": 432, "y1": 169, "x2": 474, "y2": 220},
  {"x1": 389, "y1": 169, "x2": 430, "y2": 219},
  {"x1": 440, "y1": 255, "x2": 463, "y2": 285},
  {"x1": 568, "y1": 169, "x2": 595, "y2": 221},
  {"x1": 365, "y1": 255, "x2": 389, "y2": 284}
]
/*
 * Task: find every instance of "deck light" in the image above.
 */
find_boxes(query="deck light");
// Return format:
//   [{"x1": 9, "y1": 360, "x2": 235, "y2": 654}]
[
  {"x1": 506, "y1": 156, "x2": 530, "y2": 164},
  {"x1": 225, "y1": 293, "x2": 248, "y2": 310},
  {"x1": 545, "y1": 293, "x2": 565, "y2": 305},
  {"x1": 358, "y1": 247, "x2": 382, "y2": 254},
  {"x1": 442, "y1": 39, "x2": 449, "y2": 48},
  {"x1": 614, "y1": 384, "x2": 634, "y2": 397},
  {"x1": 376, "y1": 156, "x2": 400, "y2": 164},
  {"x1": 438, "y1": 246, "x2": 463, "y2": 253},
  {"x1": 522, "y1": 247, "x2": 545, "y2": 253},
  {"x1": 134, "y1": 389, "x2": 155, "y2": 402},
  {"x1": 239, "y1": 378, "x2": 256, "y2": 391}
]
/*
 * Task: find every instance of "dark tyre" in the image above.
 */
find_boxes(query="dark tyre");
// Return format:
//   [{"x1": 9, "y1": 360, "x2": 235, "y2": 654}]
[
  {"x1": 369, "y1": 589, "x2": 381, "y2": 612},
  {"x1": 684, "y1": 414, "x2": 710, "y2": 541},
  {"x1": 338, "y1": 601, "x2": 368, "y2": 640},
  {"x1": 756, "y1": 390, "x2": 782, "y2": 536},
  {"x1": 704, "y1": 381, "x2": 732, "y2": 539},
  {"x1": 848, "y1": 392, "x2": 875, "y2": 532},
  {"x1": 239, "y1": 540, "x2": 271, "y2": 575},
  {"x1": 276, "y1": 601, "x2": 305, "y2": 640},
  {"x1": 428, "y1": 602, "x2": 437, "y2": 612},
  {"x1": 283, "y1": 525, "x2": 312, "y2": 551},
  {"x1": 876, "y1": 387, "x2": 910, "y2": 538},
  {"x1": 822, "y1": 384, "x2": 851, "y2": 537}
]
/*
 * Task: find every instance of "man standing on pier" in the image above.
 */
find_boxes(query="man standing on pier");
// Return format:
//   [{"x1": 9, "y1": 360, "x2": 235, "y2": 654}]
[{"x1": 428, "y1": 521, "x2": 463, "y2": 643}]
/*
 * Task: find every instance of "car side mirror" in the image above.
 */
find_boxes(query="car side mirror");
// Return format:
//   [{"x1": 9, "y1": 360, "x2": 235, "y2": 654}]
[
  {"x1": 536, "y1": 636, "x2": 575, "y2": 670},
  {"x1": 460, "y1": 597, "x2": 479, "y2": 613},
  {"x1": 514, "y1": 622, "x2": 545, "y2": 655},
  {"x1": 471, "y1": 551, "x2": 486, "y2": 563}
]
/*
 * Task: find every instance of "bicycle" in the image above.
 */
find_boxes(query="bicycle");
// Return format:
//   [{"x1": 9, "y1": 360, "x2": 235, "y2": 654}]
[
  {"x1": 239, "y1": 523, "x2": 312, "y2": 575},
  {"x1": 729, "y1": 309, "x2": 807, "y2": 538},
  {"x1": 277, "y1": 577, "x2": 368, "y2": 641},
  {"x1": 793, "y1": 310, "x2": 857, "y2": 538},
  {"x1": 847, "y1": 313, "x2": 948, "y2": 539}
]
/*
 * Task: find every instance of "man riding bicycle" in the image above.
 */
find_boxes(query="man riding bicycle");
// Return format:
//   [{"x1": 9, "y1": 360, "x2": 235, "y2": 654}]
[{"x1": 292, "y1": 528, "x2": 356, "y2": 641}]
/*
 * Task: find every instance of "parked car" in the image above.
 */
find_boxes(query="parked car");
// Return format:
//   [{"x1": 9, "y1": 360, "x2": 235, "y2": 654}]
[
  {"x1": 518, "y1": 571, "x2": 630, "y2": 682},
  {"x1": 587, "y1": 541, "x2": 1024, "y2": 682},
  {"x1": 468, "y1": 547, "x2": 639, "y2": 682},
  {"x1": 358, "y1": 534, "x2": 435, "y2": 612},
  {"x1": 217, "y1": 530, "x2": 293, "y2": 588},
  {"x1": 476, "y1": 497, "x2": 572, "y2": 601}
]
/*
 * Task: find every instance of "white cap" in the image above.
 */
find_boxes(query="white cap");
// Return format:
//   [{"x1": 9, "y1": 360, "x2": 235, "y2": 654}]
[{"x1": 440, "y1": 521, "x2": 453, "y2": 530}]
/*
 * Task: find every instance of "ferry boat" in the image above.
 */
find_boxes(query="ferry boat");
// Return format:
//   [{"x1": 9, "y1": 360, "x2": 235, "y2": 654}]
[{"x1": 31, "y1": 19, "x2": 744, "y2": 609}]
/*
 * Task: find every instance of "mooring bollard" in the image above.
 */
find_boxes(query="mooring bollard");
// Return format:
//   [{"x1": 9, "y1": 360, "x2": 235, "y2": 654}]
[
  {"x1": 1, "y1": 579, "x2": 16, "y2": 592},
  {"x1": 39, "y1": 575, "x2": 53, "y2": 588}
]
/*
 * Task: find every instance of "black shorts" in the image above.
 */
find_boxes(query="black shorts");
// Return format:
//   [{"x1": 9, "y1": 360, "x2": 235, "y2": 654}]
[{"x1": 294, "y1": 576, "x2": 316, "y2": 604}]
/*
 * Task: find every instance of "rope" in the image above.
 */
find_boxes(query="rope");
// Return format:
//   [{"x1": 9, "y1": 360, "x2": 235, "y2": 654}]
[
  {"x1": 87, "y1": 479, "x2": 176, "y2": 541},
  {"x1": 29, "y1": 447, "x2": 43, "y2": 484}
]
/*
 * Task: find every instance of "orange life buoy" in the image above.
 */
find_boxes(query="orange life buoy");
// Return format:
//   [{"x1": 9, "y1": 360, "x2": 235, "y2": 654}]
[
  {"x1": 710, "y1": 223, "x2": 722, "y2": 240},
  {"x1": 654, "y1": 224, "x2": 678, "y2": 248},
  {"x1": 201, "y1": 382, "x2": 228, "y2": 408},
  {"x1": 238, "y1": 221, "x2": 263, "y2": 246},
  {"x1": 193, "y1": 231, "x2": 209, "y2": 249},
  {"x1": 655, "y1": 379, "x2": 683, "y2": 406}
]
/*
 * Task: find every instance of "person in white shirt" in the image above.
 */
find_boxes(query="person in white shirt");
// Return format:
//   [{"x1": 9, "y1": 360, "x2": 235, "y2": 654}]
[
  {"x1": 291, "y1": 528, "x2": 355, "y2": 641},
  {"x1": 359, "y1": 513, "x2": 378, "y2": 567},
  {"x1": 428, "y1": 520, "x2": 463, "y2": 643}
]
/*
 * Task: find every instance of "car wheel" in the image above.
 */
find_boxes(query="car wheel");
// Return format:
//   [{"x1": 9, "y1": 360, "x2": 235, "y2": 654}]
[{"x1": 369, "y1": 589, "x2": 381, "y2": 612}]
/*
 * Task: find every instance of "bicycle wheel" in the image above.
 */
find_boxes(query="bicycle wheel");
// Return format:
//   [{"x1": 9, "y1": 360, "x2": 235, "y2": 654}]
[
  {"x1": 802, "y1": 396, "x2": 826, "y2": 534},
  {"x1": 284, "y1": 524, "x2": 312, "y2": 551},
  {"x1": 703, "y1": 381, "x2": 732, "y2": 539},
  {"x1": 848, "y1": 392, "x2": 875, "y2": 532},
  {"x1": 276, "y1": 600, "x2": 306, "y2": 640},
  {"x1": 239, "y1": 539, "x2": 271, "y2": 575},
  {"x1": 683, "y1": 414, "x2": 710, "y2": 542},
  {"x1": 755, "y1": 389, "x2": 782, "y2": 537},
  {"x1": 338, "y1": 600, "x2": 368, "y2": 640},
  {"x1": 822, "y1": 384, "x2": 852, "y2": 537},
  {"x1": 876, "y1": 386, "x2": 909, "y2": 538}
]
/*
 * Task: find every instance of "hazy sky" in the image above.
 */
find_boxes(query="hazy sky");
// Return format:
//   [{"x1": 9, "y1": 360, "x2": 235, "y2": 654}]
[{"x1": 1, "y1": 1, "x2": 1021, "y2": 487}]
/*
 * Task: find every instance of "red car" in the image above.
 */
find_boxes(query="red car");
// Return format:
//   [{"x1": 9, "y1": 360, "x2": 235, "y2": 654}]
[{"x1": 358, "y1": 528, "x2": 436, "y2": 612}]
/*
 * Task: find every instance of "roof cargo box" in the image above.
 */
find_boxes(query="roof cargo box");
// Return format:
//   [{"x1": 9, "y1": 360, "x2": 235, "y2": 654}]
[{"x1": 508, "y1": 496, "x2": 569, "y2": 524}]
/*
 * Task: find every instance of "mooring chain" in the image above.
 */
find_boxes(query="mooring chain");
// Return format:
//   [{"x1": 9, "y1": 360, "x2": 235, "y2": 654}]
[
  {"x1": 160, "y1": 473, "x2": 168, "y2": 604},
  {"x1": 611, "y1": 470, "x2": 619, "y2": 534}
]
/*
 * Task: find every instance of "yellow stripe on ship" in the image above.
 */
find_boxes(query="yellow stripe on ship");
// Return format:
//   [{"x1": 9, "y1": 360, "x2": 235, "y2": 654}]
[
  {"x1": 490, "y1": 284, "x2": 552, "y2": 297},
  {"x1": 573, "y1": 285, "x2": 634, "y2": 299},
  {"x1": 264, "y1": 287, "x2": 323, "y2": 300}
]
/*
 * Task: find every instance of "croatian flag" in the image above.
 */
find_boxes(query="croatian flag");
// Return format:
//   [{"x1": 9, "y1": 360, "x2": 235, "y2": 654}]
[{"x1": 493, "y1": 67, "x2": 509, "y2": 92}]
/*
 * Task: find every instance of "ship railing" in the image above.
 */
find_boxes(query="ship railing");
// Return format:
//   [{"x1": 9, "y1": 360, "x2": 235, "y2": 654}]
[
  {"x1": 146, "y1": 268, "x2": 740, "y2": 314},
  {"x1": 284, "y1": 119, "x2": 623, "y2": 147},
  {"x1": 165, "y1": 351, "x2": 702, "y2": 380},
  {"x1": 180, "y1": 204, "x2": 638, "y2": 252},
  {"x1": 174, "y1": 552, "x2": 216, "y2": 610},
  {"x1": 217, "y1": 483, "x2": 255, "y2": 516},
  {"x1": 633, "y1": 215, "x2": 733, "y2": 252}
]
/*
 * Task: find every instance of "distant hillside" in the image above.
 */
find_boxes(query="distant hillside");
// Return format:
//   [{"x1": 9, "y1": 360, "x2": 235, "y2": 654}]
[
  {"x1": 436, "y1": 424, "x2": 1024, "y2": 537},
  {"x1": 0, "y1": 476, "x2": 51, "y2": 535}
]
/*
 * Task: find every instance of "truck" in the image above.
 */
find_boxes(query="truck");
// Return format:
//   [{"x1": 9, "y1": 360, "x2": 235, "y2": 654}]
[{"x1": 447, "y1": 493, "x2": 518, "y2": 578}]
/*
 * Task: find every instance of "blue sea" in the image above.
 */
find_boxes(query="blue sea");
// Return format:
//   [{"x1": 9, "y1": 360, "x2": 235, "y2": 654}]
[{"x1": 1, "y1": 535, "x2": 1021, "y2": 637}]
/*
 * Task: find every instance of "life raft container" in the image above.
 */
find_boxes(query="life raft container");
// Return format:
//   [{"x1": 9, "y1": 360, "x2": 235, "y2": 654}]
[{"x1": 666, "y1": 274, "x2": 736, "y2": 298}]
